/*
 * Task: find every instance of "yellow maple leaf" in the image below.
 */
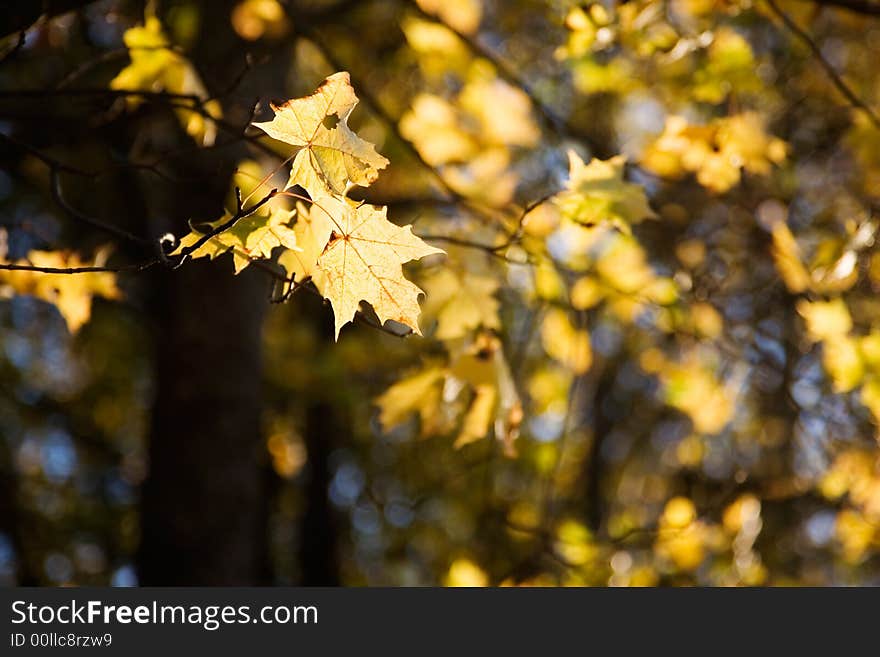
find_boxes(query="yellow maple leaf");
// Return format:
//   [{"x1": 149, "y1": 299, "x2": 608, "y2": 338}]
[
  {"x1": 252, "y1": 72, "x2": 389, "y2": 198},
  {"x1": 277, "y1": 200, "x2": 332, "y2": 292},
  {"x1": 173, "y1": 205, "x2": 299, "y2": 274},
  {"x1": 310, "y1": 195, "x2": 444, "y2": 338},
  {"x1": 554, "y1": 151, "x2": 656, "y2": 231},
  {"x1": 0, "y1": 248, "x2": 120, "y2": 332}
]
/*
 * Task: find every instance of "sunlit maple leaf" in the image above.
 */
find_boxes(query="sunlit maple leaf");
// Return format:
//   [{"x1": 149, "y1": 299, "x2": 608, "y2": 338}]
[
  {"x1": 310, "y1": 195, "x2": 444, "y2": 338},
  {"x1": 554, "y1": 151, "x2": 656, "y2": 231},
  {"x1": 252, "y1": 72, "x2": 389, "y2": 198},
  {"x1": 173, "y1": 206, "x2": 299, "y2": 274},
  {"x1": 277, "y1": 200, "x2": 332, "y2": 292}
]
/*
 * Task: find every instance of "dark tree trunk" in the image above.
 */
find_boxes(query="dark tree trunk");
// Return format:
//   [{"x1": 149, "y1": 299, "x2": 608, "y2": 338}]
[
  {"x1": 583, "y1": 362, "x2": 617, "y2": 535},
  {"x1": 298, "y1": 400, "x2": 341, "y2": 586},
  {"x1": 297, "y1": 299, "x2": 342, "y2": 586},
  {"x1": 137, "y1": 0, "x2": 282, "y2": 585},
  {"x1": 139, "y1": 261, "x2": 269, "y2": 584}
]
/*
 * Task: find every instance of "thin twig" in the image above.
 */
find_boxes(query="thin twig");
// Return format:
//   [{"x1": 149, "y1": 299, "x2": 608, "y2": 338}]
[
  {"x1": 291, "y1": 21, "x2": 503, "y2": 223},
  {"x1": 765, "y1": 0, "x2": 880, "y2": 129},
  {"x1": 0, "y1": 260, "x2": 158, "y2": 274},
  {"x1": 0, "y1": 88, "x2": 202, "y2": 103},
  {"x1": 405, "y1": 0, "x2": 604, "y2": 155},
  {"x1": 50, "y1": 169, "x2": 153, "y2": 247},
  {"x1": 172, "y1": 187, "x2": 278, "y2": 267}
]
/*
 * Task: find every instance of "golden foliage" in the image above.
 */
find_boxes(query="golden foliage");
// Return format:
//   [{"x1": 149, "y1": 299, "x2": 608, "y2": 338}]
[
  {"x1": 554, "y1": 151, "x2": 656, "y2": 231},
  {"x1": 375, "y1": 334, "x2": 520, "y2": 452},
  {"x1": 110, "y1": 14, "x2": 222, "y2": 146},
  {"x1": 230, "y1": 0, "x2": 288, "y2": 41},
  {"x1": 0, "y1": 247, "x2": 120, "y2": 333},
  {"x1": 659, "y1": 351, "x2": 735, "y2": 434},
  {"x1": 421, "y1": 265, "x2": 501, "y2": 340},
  {"x1": 400, "y1": 73, "x2": 539, "y2": 206},
  {"x1": 540, "y1": 309, "x2": 592, "y2": 374},
  {"x1": 641, "y1": 113, "x2": 786, "y2": 193}
]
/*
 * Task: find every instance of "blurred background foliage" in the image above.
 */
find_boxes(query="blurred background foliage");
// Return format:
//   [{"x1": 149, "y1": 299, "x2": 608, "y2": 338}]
[{"x1": 1, "y1": 0, "x2": 880, "y2": 586}]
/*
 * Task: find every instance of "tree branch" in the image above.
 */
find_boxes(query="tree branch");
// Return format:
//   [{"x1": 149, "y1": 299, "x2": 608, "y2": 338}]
[
  {"x1": 405, "y1": 0, "x2": 605, "y2": 156},
  {"x1": 765, "y1": 0, "x2": 880, "y2": 130},
  {"x1": 0, "y1": 261, "x2": 157, "y2": 274}
]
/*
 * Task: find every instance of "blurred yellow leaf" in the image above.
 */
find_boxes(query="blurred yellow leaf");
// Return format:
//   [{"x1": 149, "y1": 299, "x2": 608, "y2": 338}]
[
  {"x1": 375, "y1": 366, "x2": 446, "y2": 433},
  {"x1": 836, "y1": 509, "x2": 876, "y2": 563},
  {"x1": 691, "y1": 27, "x2": 759, "y2": 103},
  {"x1": 444, "y1": 558, "x2": 488, "y2": 586},
  {"x1": 421, "y1": 266, "x2": 501, "y2": 339},
  {"x1": 570, "y1": 276, "x2": 603, "y2": 310},
  {"x1": 400, "y1": 76, "x2": 538, "y2": 206},
  {"x1": 0, "y1": 248, "x2": 120, "y2": 332},
  {"x1": 231, "y1": 0, "x2": 288, "y2": 41},
  {"x1": 662, "y1": 353, "x2": 734, "y2": 434},
  {"x1": 110, "y1": 15, "x2": 221, "y2": 146},
  {"x1": 861, "y1": 378, "x2": 880, "y2": 424},
  {"x1": 663, "y1": 497, "x2": 696, "y2": 529},
  {"x1": 771, "y1": 222, "x2": 811, "y2": 293},
  {"x1": 822, "y1": 335, "x2": 863, "y2": 393},
  {"x1": 416, "y1": 0, "x2": 482, "y2": 34},
  {"x1": 399, "y1": 94, "x2": 477, "y2": 165},
  {"x1": 797, "y1": 298, "x2": 852, "y2": 342},
  {"x1": 540, "y1": 309, "x2": 592, "y2": 374},
  {"x1": 554, "y1": 519, "x2": 599, "y2": 566},
  {"x1": 655, "y1": 497, "x2": 707, "y2": 571},
  {"x1": 641, "y1": 113, "x2": 785, "y2": 193},
  {"x1": 555, "y1": 151, "x2": 656, "y2": 231},
  {"x1": 450, "y1": 334, "x2": 521, "y2": 451}
]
